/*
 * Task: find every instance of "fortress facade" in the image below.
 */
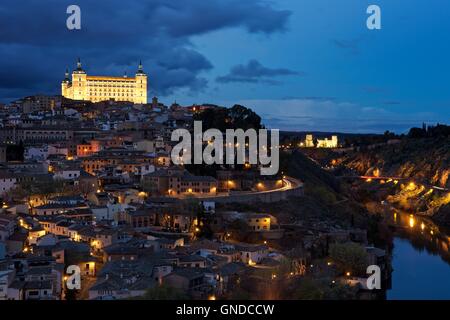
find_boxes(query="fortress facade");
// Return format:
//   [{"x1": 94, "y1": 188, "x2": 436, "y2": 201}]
[{"x1": 61, "y1": 59, "x2": 147, "y2": 104}]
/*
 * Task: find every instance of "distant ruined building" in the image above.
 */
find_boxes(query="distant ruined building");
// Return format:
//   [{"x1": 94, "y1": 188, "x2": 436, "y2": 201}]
[
  {"x1": 316, "y1": 135, "x2": 338, "y2": 148},
  {"x1": 303, "y1": 134, "x2": 338, "y2": 148},
  {"x1": 305, "y1": 134, "x2": 314, "y2": 147},
  {"x1": 61, "y1": 58, "x2": 148, "y2": 104}
]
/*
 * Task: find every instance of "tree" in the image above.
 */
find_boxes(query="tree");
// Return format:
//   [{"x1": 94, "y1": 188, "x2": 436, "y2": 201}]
[
  {"x1": 12, "y1": 178, "x2": 68, "y2": 203},
  {"x1": 329, "y1": 242, "x2": 368, "y2": 275},
  {"x1": 140, "y1": 285, "x2": 188, "y2": 300},
  {"x1": 324, "y1": 282, "x2": 358, "y2": 300},
  {"x1": 194, "y1": 107, "x2": 228, "y2": 131},
  {"x1": 195, "y1": 201, "x2": 214, "y2": 239},
  {"x1": 383, "y1": 130, "x2": 396, "y2": 140},
  {"x1": 181, "y1": 199, "x2": 214, "y2": 238},
  {"x1": 189, "y1": 104, "x2": 263, "y2": 177},
  {"x1": 278, "y1": 257, "x2": 294, "y2": 277},
  {"x1": 307, "y1": 185, "x2": 337, "y2": 205},
  {"x1": 288, "y1": 277, "x2": 358, "y2": 300},
  {"x1": 292, "y1": 278, "x2": 325, "y2": 300},
  {"x1": 228, "y1": 104, "x2": 263, "y2": 130},
  {"x1": 408, "y1": 127, "x2": 426, "y2": 139},
  {"x1": 228, "y1": 218, "x2": 249, "y2": 241},
  {"x1": 194, "y1": 104, "x2": 263, "y2": 131}
]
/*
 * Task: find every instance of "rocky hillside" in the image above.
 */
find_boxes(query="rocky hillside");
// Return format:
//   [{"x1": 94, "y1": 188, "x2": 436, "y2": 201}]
[
  {"x1": 340, "y1": 137, "x2": 449, "y2": 189},
  {"x1": 280, "y1": 151, "x2": 378, "y2": 235},
  {"x1": 337, "y1": 134, "x2": 450, "y2": 225}
]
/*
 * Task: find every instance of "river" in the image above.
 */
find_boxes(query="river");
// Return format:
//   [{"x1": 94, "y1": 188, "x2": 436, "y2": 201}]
[{"x1": 384, "y1": 210, "x2": 450, "y2": 300}]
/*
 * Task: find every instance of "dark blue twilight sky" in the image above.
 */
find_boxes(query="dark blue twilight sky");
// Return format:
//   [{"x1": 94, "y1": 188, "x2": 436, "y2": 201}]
[{"x1": 0, "y1": 0, "x2": 449, "y2": 133}]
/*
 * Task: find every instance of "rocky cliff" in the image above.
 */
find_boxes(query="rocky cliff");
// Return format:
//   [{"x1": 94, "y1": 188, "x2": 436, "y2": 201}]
[{"x1": 338, "y1": 136, "x2": 450, "y2": 225}]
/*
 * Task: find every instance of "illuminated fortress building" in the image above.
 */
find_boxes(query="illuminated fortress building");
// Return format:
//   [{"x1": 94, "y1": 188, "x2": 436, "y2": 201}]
[{"x1": 61, "y1": 58, "x2": 147, "y2": 104}]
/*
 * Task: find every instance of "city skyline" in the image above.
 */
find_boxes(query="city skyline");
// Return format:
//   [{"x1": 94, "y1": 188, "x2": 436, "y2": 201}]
[
  {"x1": 0, "y1": 1, "x2": 449, "y2": 304},
  {"x1": 0, "y1": 0, "x2": 449, "y2": 133}
]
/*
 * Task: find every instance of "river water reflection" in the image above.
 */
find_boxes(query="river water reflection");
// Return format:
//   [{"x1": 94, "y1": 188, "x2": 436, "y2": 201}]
[{"x1": 385, "y1": 210, "x2": 450, "y2": 300}]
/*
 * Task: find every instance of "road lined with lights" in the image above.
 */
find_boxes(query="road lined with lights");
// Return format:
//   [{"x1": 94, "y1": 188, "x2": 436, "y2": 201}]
[
  {"x1": 337, "y1": 175, "x2": 405, "y2": 181},
  {"x1": 179, "y1": 176, "x2": 303, "y2": 200},
  {"x1": 222, "y1": 176, "x2": 301, "y2": 196},
  {"x1": 339, "y1": 175, "x2": 449, "y2": 192}
]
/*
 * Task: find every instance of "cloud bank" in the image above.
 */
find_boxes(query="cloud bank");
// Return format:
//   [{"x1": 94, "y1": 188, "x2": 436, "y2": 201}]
[
  {"x1": 0, "y1": 0, "x2": 291, "y2": 101},
  {"x1": 217, "y1": 59, "x2": 301, "y2": 84},
  {"x1": 235, "y1": 98, "x2": 444, "y2": 134}
]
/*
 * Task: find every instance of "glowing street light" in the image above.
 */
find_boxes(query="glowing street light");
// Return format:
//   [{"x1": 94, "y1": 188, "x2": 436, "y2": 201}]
[{"x1": 409, "y1": 215, "x2": 416, "y2": 228}]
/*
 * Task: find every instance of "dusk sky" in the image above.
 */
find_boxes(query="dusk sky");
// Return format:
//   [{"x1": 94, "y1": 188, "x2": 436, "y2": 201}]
[{"x1": 1, "y1": 0, "x2": 449, "y2": 133}]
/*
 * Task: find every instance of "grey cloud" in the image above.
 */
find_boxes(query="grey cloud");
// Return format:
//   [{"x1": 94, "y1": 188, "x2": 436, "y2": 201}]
[
  {"x1": 383, "y1": 101, "x2": 402, "y2": 105},
  {"x1": 332, "y1": 38, "x2": 362, "y2": 55},
  {"x1": 216, "y1": 59, "x2": 301, "y2": 84}
]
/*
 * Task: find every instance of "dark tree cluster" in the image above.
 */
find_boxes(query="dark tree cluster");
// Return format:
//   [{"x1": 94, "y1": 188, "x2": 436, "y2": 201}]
[
  {"x1": 186, "y1": 104, "x2": 264, "y2": 177},
  {"x1": 408, "y1": 123, "x2": 450, "y2": 139},
  {"x1": 193, "y1": 104, "x2": 263, "y2": 131}
]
